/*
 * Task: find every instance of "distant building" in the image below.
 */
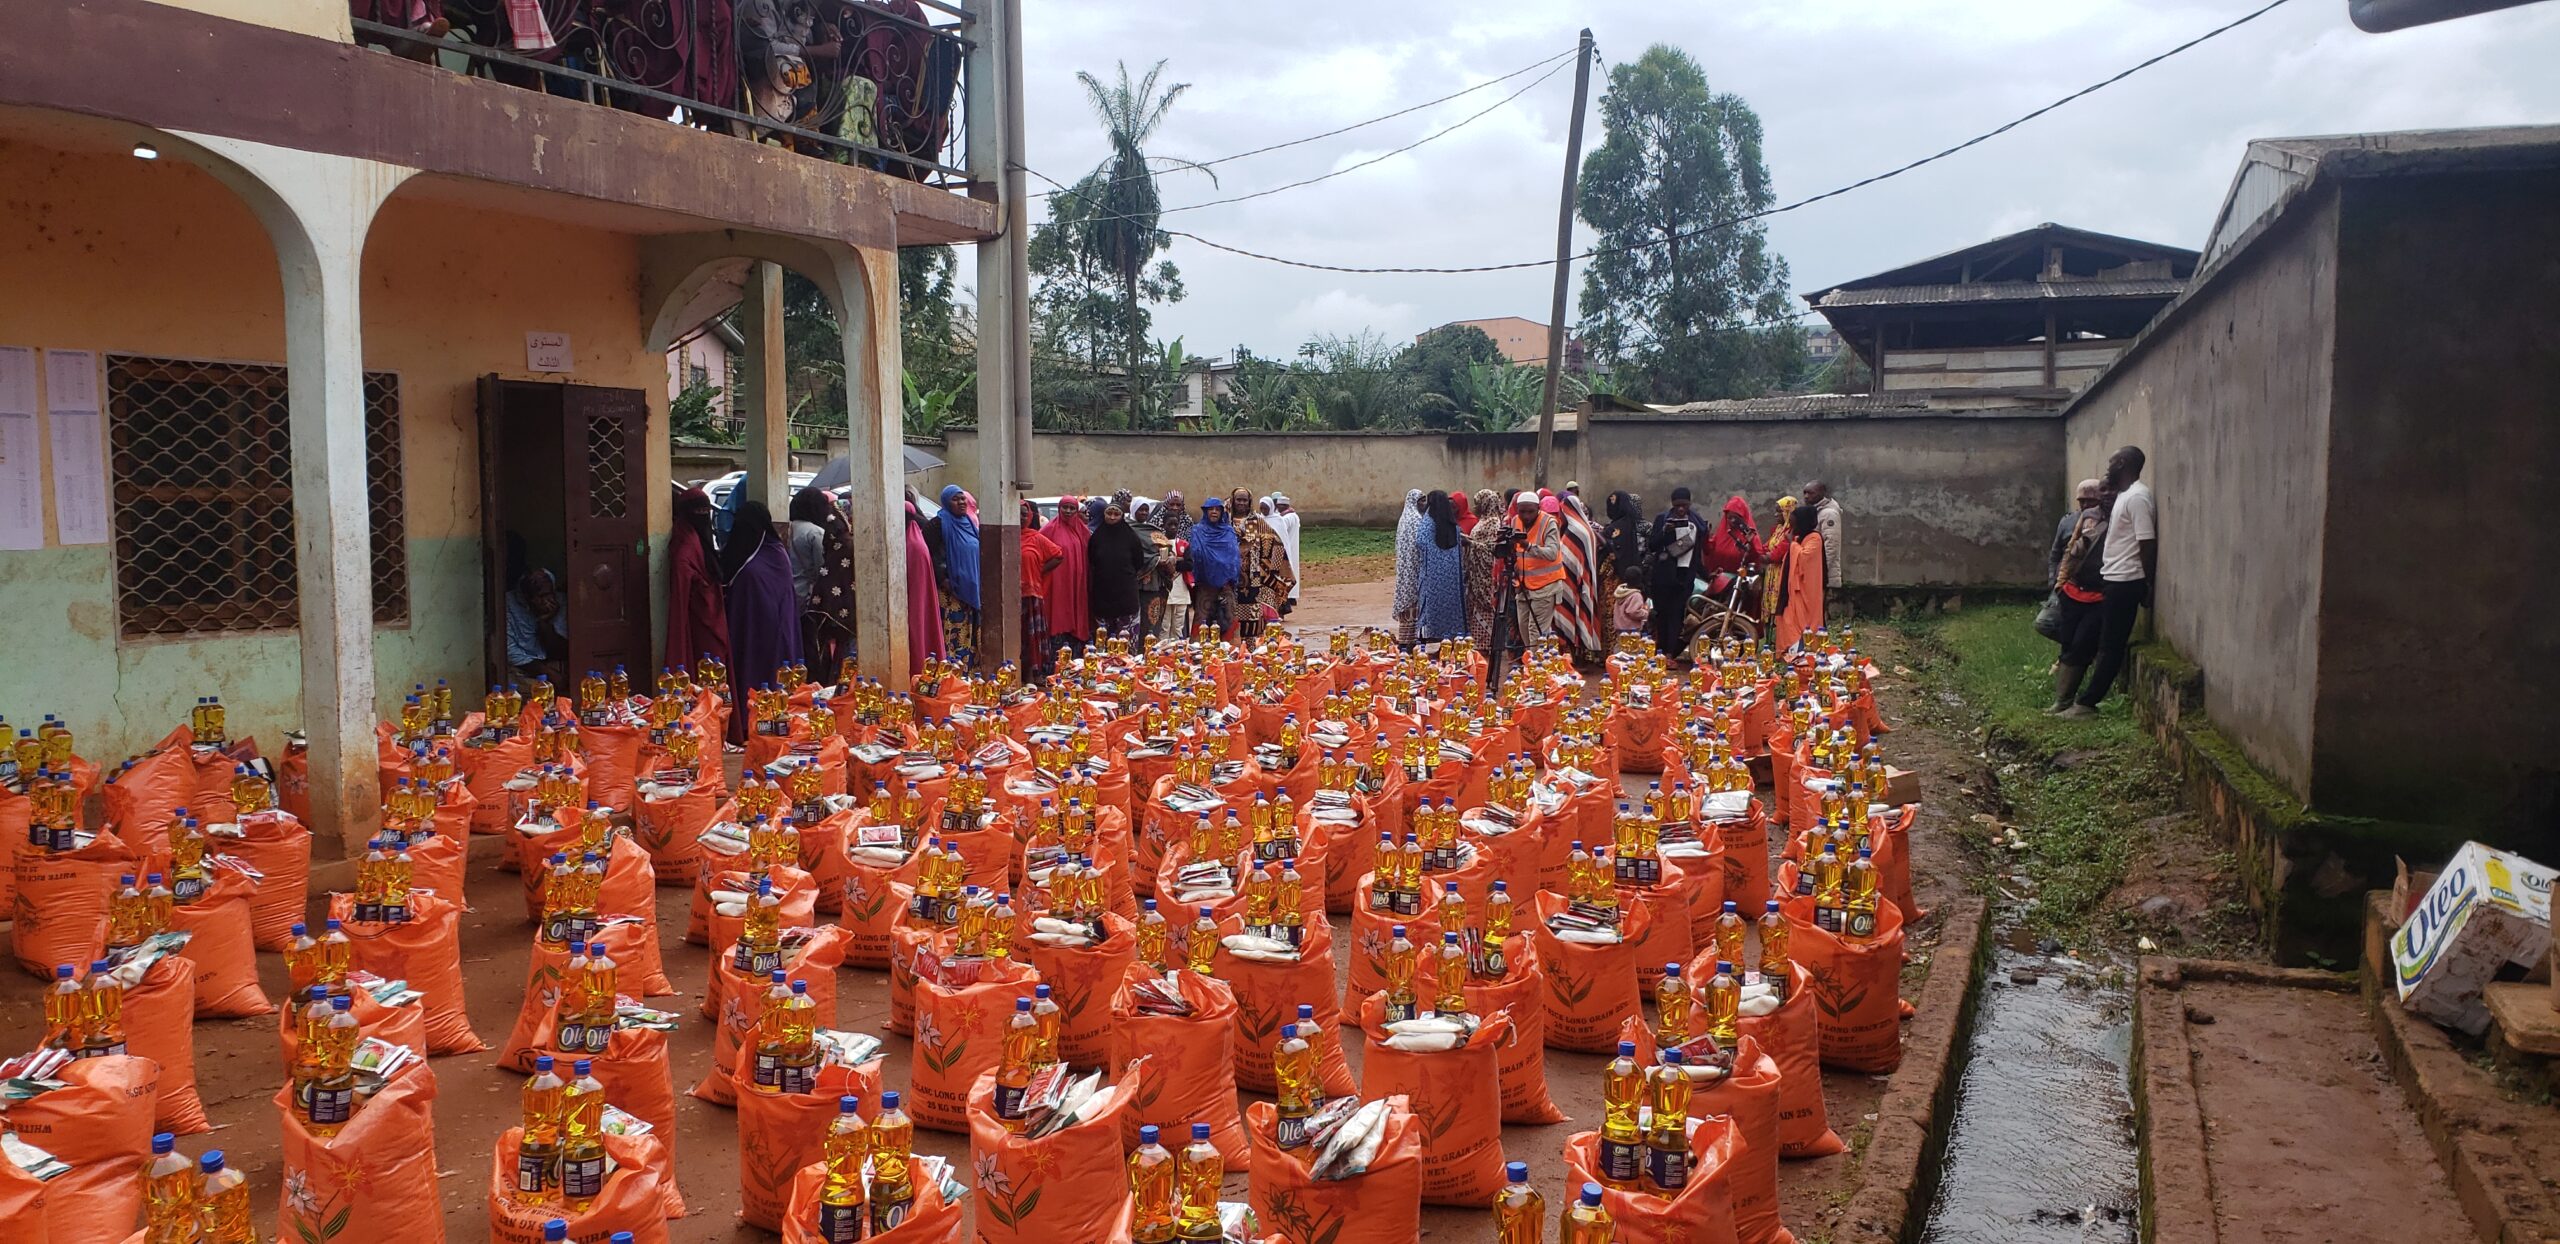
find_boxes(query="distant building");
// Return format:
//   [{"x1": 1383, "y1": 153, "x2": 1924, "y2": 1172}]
[
  {"x1": 1803, "y1": 325, "x2": 1843, "y2": 364},
  {"x1": 1424, "y1": 316, "x2": 1584, "y2": 370},
  {"x1": 1168, "y1": 356, "x2": 1243, "y2": 423},
  {"x1": 666, "y1": 319, "x2": 741, "y2": 424},
  {"x1": 1801, "y1": 223, "x2": 2198, "y2": 412}
]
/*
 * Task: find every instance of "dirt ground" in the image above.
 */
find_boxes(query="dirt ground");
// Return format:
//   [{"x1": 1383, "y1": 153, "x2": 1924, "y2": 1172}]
[
  {"x1": 2177, "y1": 978, "x2": 2464, "y2": 1243},
  {"x1": 0, "y1": 580, "x2": 1999, "y2": 1242}
]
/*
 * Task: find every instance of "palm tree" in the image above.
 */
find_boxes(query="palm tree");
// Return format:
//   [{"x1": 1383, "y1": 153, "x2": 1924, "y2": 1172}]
[{"x1": 1072, "y1": 60, "x2": 1205, "y2": 418}]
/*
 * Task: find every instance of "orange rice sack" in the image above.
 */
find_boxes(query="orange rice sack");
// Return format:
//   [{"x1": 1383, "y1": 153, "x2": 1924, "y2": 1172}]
[
  {"x1": 272, "y1": 1063, "x2": 442, "y2": 1244},
  {"x1": 486, "y1": 1128, "x2": 671, "y2": 1244},
  {"x1": 836, "y1": 845, "x2": 927, "y2": 970},
  {"x1": 1300, "y1": 797, "x2": 1375, "y2": 915},
  {"x1": 227, "y1": 809, "x2": 312, "y2": 951},
  {"x1": 1613, "y1": 1020, "x2": 1793, "y2": 1244},
  {"x1": 1664, "y1": 836, "x2": 1732, "y2": 948},
  {"x1": 1354, "y1": 995, "x2": 1512, "y2": 1205},
  {"x1": 577, "y1": 1025, "x2": 686, "y2": 1218},
  {"x1": 1459, "y1": 804, "x2": 1565, "y2": 902},
  {"x1": 457, "y1": 731, "x2": 535, "y2": 833},
  {"x1": 695, "y1": 925, "x2": 852, "y2": 1107},
  {"x1": 12, "y1": 830, "x2": 132, "y2": 979},
  {"x1": 9, "y1": 1055, "x2": 157, "y2": 1244},
  {"x1": 1716, "y1": 799, "x2": 1773, "y2": 912},
  {"x1": 885, "y1": 913, "x2": 930, "y2": 1037},
  {"x1": 496, "y1": 919, "x2": 661, "y2": 1073},
  {"x1": 1609, "y1": 699, "x2": 1675, "y2": 774},
  {"x1": 779, "y1": 1162, "x2": 966, "y2": 1244},
  {"x1": 1777, "y1": 887, "x2": 1908, "y2": 1073},
  {"x1": 576, "y1": 720, "x2": 649, "y2": 811},
  {"x1": 704, "y1": 866, "x2": 820, "y2": 975},
  {"x1": 1530, "y1": 890, "x2": 1654, "y2": 1053},
  {"x1": 686, "y1": 828, "x2": 750, "y2": 945},
  {"x1": 166, "y1": 864, "x2": 270, "y2": 1017},
  {"x1": 1345, "y1": 871, "x2": 1440, "y2": 1001},
  {"x1": 279, "y1": 986, "x2": 429, "y2": 1071},
  {"x1": 1726, "y1": 959, "x2": 1845, "y2": 1158},
  {"x1": 1624, "y1": 860, "x2": 1699, "y2": 994},
  {"x1": 734, "y1": 1047, "x2": 885, "y2": 1231},
  {"x1": 122, "y1": 955, "x2": 208, "y2": 1135},
  {"x1": 1870, "y1": 803, "x2": 1921, "y2": 921},
  {"x1": 1218, "y1": 917, "x2": 1355, "y2": 1099},
  {"x1": 1245, "y1": 1097, "x2": 1423, "y2": 1244},
  {"x1": 1464, "y1": 933, "x2": 1567, "y2": 1124},
  {"x1": 401, "y1": 822, "x2": 468, "y2": 911},
  {"x1": 907, "y1": 954, "x2": 1043, "y2": 1131},
  {"x1": 103, "y1": 726, "x2": 194, "y2": 855},
  {"x1": 964, "y1": 1061, "x2": 1144, "y2": 1243},
  {"x1": 633, "y1": 780, "x2": 721, "y2": 888},
  {"x1": 1561, "y1": 1117, "x2": 1741, "y2": 1244},
  {"x1": 1016, "y1": 912, "x2": 1137, "y2": 1066},
  {"x1": 0, "y1": 1152, "x2": 44, "y2": 1244},
  {"x1": 1107, "y1": 965, "x2": 1248, "y2": 1169},
  {"x1": 328, "y1": 889, "x2": 485, "y2": 1054}
]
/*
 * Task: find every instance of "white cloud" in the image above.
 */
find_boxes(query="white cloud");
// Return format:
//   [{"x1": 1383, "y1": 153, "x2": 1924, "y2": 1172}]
[{"x1": 1010, "y1": 0, "x2": 2560, "y2": 357}]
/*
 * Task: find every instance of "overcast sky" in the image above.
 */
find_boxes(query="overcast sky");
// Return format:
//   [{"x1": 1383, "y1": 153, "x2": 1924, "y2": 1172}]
[{"x1": 996, "y1": 0, "x2": 2560, "y2": 361}]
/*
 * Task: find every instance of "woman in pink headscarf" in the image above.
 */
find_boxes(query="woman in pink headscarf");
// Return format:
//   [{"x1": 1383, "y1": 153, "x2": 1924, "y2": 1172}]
[
  {"x1": 1038, "y1": 496, "x2": 1093, "y2": 657},
  {"x1": 904, "y1": 492, "x2": 946, "y2": 669}
]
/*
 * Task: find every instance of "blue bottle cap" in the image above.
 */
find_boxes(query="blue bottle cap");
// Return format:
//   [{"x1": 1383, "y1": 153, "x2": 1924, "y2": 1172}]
[{"x1": 1506, "y1": 1160, "x2": 1529, "y2": 1181}]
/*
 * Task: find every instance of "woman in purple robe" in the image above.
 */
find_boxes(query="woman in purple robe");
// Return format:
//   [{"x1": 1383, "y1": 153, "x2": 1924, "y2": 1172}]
[{"x1": 719, "y1": 497, "x2": 803, "y2": 743}]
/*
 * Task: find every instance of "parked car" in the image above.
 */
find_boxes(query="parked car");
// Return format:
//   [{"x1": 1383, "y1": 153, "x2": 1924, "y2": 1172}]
[{"x1": 1027, "y1": 494, "x2": 1160, "y2": 524}]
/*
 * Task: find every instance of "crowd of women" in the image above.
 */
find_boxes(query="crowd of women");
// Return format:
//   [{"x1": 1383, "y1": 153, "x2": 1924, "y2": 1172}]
[
  {"x1": 1389, "y1": 481, "x2": 1839, "y2": 663},
  {"x1": 661, "y1": 481, "x2": 1303, "y2": 742}
]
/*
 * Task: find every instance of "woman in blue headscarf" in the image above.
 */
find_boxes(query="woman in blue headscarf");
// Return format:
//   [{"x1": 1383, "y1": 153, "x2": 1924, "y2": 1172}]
[
  {"x1": 924, "y1": 483, "x2": 981, "y2": 666},
  {"x1": 1181, "y1": 496, "x2": 1244, "y2": 638}
]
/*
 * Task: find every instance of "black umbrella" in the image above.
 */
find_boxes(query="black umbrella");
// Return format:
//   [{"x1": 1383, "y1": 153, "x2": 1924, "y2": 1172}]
[{"x1": 809, "y1": 445, "x2": 945, "y2": 492}]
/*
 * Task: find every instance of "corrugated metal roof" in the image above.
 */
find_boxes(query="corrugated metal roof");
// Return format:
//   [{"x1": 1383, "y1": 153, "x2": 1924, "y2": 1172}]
[
  {"x1": 1813, "y1": 278, "x2": 2186, "y2": 309},
  {"x1": 1638, "y1": 393, "x2": 1941, "y2": 418}
]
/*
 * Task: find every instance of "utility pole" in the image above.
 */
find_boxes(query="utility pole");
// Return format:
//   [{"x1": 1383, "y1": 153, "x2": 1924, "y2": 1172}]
[
  {"x1": 969, "y1": 0, "x2": 1029, "y2": 670},
  {"x1": 1532, "y1": 28, "x2": 1595, "y2": 491}
]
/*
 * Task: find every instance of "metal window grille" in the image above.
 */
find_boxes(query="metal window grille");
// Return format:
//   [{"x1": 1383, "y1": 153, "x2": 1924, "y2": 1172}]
[
  {"x1": 106, "y1": 356, "x2": 409, "y2": 639},
  {"x1": 585, "y1": 405, "x2": 629, "y2": 518}
]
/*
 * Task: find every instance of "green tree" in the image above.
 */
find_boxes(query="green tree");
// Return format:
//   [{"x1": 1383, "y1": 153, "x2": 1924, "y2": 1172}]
[
  {"x1": 1447, "y1": 362, "x2": 1550, "y2": 432},
  {"x1": 1397, "y1": 324, "x2": 1506, "y2": 428},
  {"x1": 669, "y1": 378, "x2": 733, "y2": 444},
  {"x1": 1067, "y1": 59, "x2": 1200, "y2": 419},
  {"x1": 1575, "y1": 45, "x2": 1804, "y2": 404},
  {"x1": 1294, "y1": 331, "x2": 1423, "y2": 430}
]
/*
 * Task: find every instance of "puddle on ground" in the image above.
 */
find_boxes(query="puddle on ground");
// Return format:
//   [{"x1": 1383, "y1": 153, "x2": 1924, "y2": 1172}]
[{"x1": 1918, "y1": 927, "x2": 2139, "y2": 1243}]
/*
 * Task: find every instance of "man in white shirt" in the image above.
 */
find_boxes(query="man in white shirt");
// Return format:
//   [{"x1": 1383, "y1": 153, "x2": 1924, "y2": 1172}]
[{"x1": 2061, "y1": 446, "x2": 2155, "y2": 718}]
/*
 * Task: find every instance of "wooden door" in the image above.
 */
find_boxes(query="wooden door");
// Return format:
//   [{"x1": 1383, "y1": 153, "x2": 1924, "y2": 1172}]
[
  {"x1": 559, "y1": 383, "x2": 653, "y2": 693},
  {"x1": 475, "y1": 375, "x2": 514, "y2": 689}
]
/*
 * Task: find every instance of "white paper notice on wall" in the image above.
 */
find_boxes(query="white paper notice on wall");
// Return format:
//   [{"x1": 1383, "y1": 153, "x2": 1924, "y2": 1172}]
[
  {"x1": 0, "y1": 347, "x2": 40, "y2": 551},
  {"x1": 44, "y1": 350, "x2": 109, "y2": 546},
  {"x1": 526, "y1": 332, "x2": 574, "y2": 373}
]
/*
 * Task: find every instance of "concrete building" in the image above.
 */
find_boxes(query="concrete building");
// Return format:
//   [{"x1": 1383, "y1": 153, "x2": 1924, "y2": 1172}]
[
  {"x1": 2061, "y1": 125, "x2": 2560, "y2": 949},
  {"x1": 0, "y1": 0, "x2": 1018, "y2": 848},
  {"x1": 1425, "y1": 316, "x2": 1584, "y2": 370},
  {"x1": 666, "y1": 319, "x2": 741, "y2": 421},
  {"x1": 1804, "y1": 223, "x2": 2196, "y2": 412}
]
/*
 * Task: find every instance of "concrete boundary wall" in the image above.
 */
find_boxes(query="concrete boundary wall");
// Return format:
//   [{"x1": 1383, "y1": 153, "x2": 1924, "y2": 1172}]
[{"x1": 921, "y1": 410, "x2": 2063, "y2": 587}]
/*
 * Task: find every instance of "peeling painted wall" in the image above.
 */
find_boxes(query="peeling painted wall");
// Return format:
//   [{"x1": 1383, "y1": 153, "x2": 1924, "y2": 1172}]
[{"x1": 0, "y1": 142, "x2": 666, "y2": 761}]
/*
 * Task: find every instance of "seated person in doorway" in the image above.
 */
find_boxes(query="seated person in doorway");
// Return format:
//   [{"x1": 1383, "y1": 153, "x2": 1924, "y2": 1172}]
[{"x1": 506, "y1": 566, "x2": 568, "y2": 688}]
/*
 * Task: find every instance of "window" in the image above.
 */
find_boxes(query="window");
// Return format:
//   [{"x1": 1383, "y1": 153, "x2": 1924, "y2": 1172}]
[
  {"x1": 688, "y1": 362, "x2": 710, "y2": 389},
  {"x1": 106, "y1": 355, "x2": 408, "y2": 639}
]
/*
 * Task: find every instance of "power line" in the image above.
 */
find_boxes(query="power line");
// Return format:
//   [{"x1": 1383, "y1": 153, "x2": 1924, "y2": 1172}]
[
  {"x1": 1031, "y1": 47, "x2": 1577, "y2": 201},
  {"x1": 1034, "y1": 0, "x2": 2297, "y2": 276}
]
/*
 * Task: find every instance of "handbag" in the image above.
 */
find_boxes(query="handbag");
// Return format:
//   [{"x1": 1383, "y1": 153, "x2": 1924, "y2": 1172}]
[{"x1": 2033, "y1": 591, "x2": 2065, "y2": 641}]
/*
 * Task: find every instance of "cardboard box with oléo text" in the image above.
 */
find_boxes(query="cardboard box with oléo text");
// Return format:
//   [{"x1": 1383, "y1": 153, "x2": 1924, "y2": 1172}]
[{"x1": 2391, "y1": 841, "x2": 2555, "y2": 1035}]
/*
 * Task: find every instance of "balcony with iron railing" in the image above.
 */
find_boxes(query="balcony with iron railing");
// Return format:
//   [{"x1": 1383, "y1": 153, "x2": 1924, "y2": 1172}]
[{"x1": 347, "y1": 0, "x2": 978, "y2": 194}]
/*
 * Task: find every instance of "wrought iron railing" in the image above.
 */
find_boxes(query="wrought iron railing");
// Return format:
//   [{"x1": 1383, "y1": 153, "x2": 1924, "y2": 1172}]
[{"x1": 349, "y1": 0, "x2": 973, "y2": 187}]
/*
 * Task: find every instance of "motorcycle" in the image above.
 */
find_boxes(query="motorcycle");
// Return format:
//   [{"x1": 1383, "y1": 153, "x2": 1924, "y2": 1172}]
[{"x1": 1678, "y1": 567, "x2": 1765, "y2": 659}]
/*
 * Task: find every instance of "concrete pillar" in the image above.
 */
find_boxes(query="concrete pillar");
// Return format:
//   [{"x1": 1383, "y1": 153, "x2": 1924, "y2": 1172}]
[
  {"x1": 968, "y1": 0, "x2": 1029, "y2": 670},
  {"x1": 833, "y1": 245, "x2": 909, "y2": 687},
  {"x1": 177, "y1": 132, "x2": 411, "y2": 853},
  {"x1": 740, "y1": 261, "x2": 790, "y2": 515}
]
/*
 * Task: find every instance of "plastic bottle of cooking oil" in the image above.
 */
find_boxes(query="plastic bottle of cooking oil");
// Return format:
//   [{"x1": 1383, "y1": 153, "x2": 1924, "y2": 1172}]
[
  {"x1": 1647, "y1": 1049, "x2": 1693, "y2": 1192},
  {"x1": 306, "y1": 995, "x2": 358, "y2": 1136},
  {"x1": 996, "y1": 996, "x2": 1039, "y2": 1127},
  {"x1": 1274, "y1": 859, "x2": 1306, "y2": 948},
  {"x1": 868, "y1": 1091, "x2": 916, "y2": 1232},
  {"x1": 1560, "y1": 1182, "x2": 1614, "y2": 1243},
  {"x1": 579, "y1": 938, "x2": 618, "y2": 1056},
  {"x1": 816, "y1": 1095, "x2": 868, "y2": 1242},
  {"x1": 1758, "y1": 900, "x2": 1792, "y2": 999},
  {"x1": 1136, "y1": 898, "x2": 1170, "y2": 971},
  {"x1": 1843, "y1": 846, "x2": 1881, "y2": 941},
  {"x1": 141, "y1": 1132, "x2": 200, "y2": 1244},
  {"x1": 198, "y1": 1149, "x2": 251, "y2": 1244},
  {"x1": 1599, "y1": 1041, "x2": 1644, "y2": 1187},
  {"x1": 558, "y1": 1059, "x2": 607, "y2": 1210},
  {"x1": 1185, "y1": 906, "x2": 1219, "y2": 975},
  {"x1": 1812, "y1": 846, "x2": 1846, "y2": 934},
  {"x1": 288, "y1": 986, "x2": 330, "y2": 1116},
  {"x1": 1383, "y1": 925, "x2": 1419, "y2": 1023},
  {"x1": 1273, "y1": 1022, "x2": 1319, "y2": 1149},
  {"x1": 516, "y1": 1055, "x2": 565, "y2": 1204},
  {"x1": 1494, "y1": 1160, "x2": 1545, "y2": 1244},
  {"x1": 1128, "y1": 1124, "x2": 1178, "y2": 1244},
  {"x1": 1714, "y1": 900, "x2": 1747, "y2": 972},
  {"x1": 1707, "y1": 959, "x2": 1742, "y2": 1044},
  {"x1": 1030, "y1": 983, "x2": 1062, "y2": 1065},
  {"x1": 106, "y1": 874, "x2": 146, "y2": 952},
  {"x1": 316, "y1": 917, "x2": 351, "y2": 989},
  {"x1": 80, "y1": 959, "x2": 127, "y2": 1058},
  {"x1": 43, "y1": 965, "x2": 81, "y2": 1050},
  {"x1": 740, "y1": 875, "x2": 782, "y2": 975},
  {"x1": 1654, "y1": 962, "x2": 1691, "y2": 1048},
  {"x1": 1174, "y1": 1122, "x2": 1223, "y2": 1241},
  {"x1": 1434, "y1": 931, "x2": 1470, "y2": 1017}
]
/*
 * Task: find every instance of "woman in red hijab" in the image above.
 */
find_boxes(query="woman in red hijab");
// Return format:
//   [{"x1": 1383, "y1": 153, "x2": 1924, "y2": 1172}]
[
  {"x1": 1019, "y1": 500, "x2": 1063, "y2": 674},
  {"x1": 1448, "y1": 488, "x2": 1476, "y2": 532},
  {"x1": 664, "y1": 485, "x2": 729, "y2": 673},
  {"x1": 1038, "y1": 496, "x2": 1093, "y2": 656},
  {"x1": 1700, "y1": 495, "x2": 1767, "y2": 578}
]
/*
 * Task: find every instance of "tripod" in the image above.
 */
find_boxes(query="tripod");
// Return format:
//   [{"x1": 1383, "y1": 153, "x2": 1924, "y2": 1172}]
[{"x1": 1486, "y1": 536, "x2": 1528, "y2": 695}]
